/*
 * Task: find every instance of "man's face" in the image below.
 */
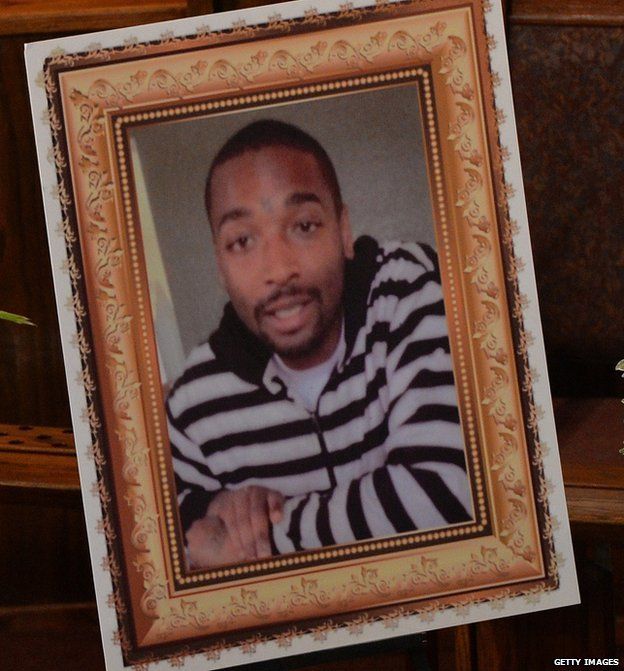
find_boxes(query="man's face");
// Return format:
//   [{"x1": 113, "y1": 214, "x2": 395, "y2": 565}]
[{"x1": 210, "y1": 145, "x2": 354, "y2": 370}]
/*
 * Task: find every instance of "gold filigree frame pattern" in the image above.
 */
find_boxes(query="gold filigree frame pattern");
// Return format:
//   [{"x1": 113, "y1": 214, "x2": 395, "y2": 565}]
[{"x1": 42, "y1": 0, "x2": 558, "y2": 665}]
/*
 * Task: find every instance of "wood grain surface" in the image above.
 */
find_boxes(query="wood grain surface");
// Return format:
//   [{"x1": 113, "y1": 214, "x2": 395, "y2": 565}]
[
  {"x1": 510, "y1": 0, "x2": 624, "y2": 25},
  {"x1": 509, "y1": 22, "x2": 624, "y2": 396},
  {"x1": 0, "y1": 0, "x2": 192, "y2": 35}
]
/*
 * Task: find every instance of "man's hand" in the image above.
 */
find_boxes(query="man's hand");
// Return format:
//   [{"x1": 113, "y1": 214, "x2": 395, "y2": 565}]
[
  {"x1": 208, "y1": 486, "x2": 284, "y2": 561},
  {"x1": 185, "y1": 486, "x2": 284, "y2": 569},
  {"x1": 186, "y1": 514, "x2": 244, "y2": 569}
]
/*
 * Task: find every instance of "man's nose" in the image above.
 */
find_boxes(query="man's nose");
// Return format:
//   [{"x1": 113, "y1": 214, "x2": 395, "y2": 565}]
[{"x1": 263, "y1": 235, "x2": 299, "y2": 286}]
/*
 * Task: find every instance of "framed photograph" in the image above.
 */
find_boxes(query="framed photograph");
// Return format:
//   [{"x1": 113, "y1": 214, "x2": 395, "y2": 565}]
[{"x1": 25, "y1": 0, "x2": 579, "y2": 668}]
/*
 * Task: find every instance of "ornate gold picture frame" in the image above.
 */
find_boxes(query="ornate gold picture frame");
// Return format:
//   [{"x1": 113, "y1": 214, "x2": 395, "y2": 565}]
[{"x1": 25, "y1": 0, "x2": 578, "y2": 668}]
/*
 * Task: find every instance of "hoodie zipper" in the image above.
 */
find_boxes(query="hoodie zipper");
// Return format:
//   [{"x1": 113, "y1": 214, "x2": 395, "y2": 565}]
[{"x1": 310, "y1": 411, "x2": 337, "y2": 490}]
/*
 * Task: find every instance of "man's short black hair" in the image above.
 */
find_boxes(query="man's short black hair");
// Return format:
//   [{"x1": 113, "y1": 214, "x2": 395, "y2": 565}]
[{"x1": 205, "y1": 119, "x2": 344, "y2": 223}]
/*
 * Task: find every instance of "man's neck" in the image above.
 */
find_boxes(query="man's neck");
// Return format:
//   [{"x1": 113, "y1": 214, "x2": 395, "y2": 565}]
[
  {"x1": 274, "y1": 320, "x2": 345, "y2": 373},
  {"x1": 272, "y1": 322, "x2": 346, "y2": 412},
  {"x1": 277, "y1": 315, "x2": 344, "y2": 371}
]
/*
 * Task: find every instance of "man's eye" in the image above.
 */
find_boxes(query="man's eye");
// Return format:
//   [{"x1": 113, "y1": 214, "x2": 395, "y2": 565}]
[
  {"x1": 295, "y1": 220, "x2": 320, "y2": 234},
  {"x1": 226, "y1": 235, "x2": 253, "y2": 252}
]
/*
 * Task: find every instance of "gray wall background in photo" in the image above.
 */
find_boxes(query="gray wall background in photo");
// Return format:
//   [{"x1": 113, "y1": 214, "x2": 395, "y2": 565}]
[{"x1": 130, "y1": 82, "x2": 434, "y2": 382}]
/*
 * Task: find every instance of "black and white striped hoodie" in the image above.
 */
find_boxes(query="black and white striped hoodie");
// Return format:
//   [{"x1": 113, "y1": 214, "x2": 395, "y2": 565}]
[{"x1": 167, "y1": 236, "x2": 473, "y2": 554}]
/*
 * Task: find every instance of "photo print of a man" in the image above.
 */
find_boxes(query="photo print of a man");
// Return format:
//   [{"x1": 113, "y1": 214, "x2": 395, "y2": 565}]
[{"x1": 166, "y1": 119, "x2": 473, "y2": 569}]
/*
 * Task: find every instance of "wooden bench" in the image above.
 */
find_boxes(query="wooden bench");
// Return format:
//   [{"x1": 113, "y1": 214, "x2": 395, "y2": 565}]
[{"x1": 4, "y1": 398, "x2": 622, "y2": 520}]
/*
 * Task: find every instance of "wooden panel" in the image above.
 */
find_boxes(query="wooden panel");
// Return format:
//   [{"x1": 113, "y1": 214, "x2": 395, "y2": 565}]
[
  {"x1": 187, "y1": 0, "x2": 214, "y2": 16},
  {"x1": 0, "y1": 0, "x2": 190, "y2": 35},
  {"x1": 0, "y1": 445, "x2": 79, "y2": 490},
  {"x1": 214, "y1": 0, "x2": 285, "y2": 10},
  {"x1": 510, "y1": 0, "x2": 624, "y2": 26},
  {"x1": 0, "y1": 424, "x2": 79, "y2": 489},
  {"x1": 214, "y1": 0, "x2": 624, "y2": 24},
  {"x1": 474, "y1": 541, "x2": 618, "y2": 670},
  {"x1": 432, "y1": 625, "x2": 473, "y2": 671},
  {"x1": 0, "y1": 602, "x2": 426, "y2": 671},
  {"x1": 0, "y1": 422, "x2": 75, "y2": 451},
  {"x1": 555, "y1": 398, "x2": 624, "y2": 525},
  {"x1": 555, "y1": 398, "x2": 624, "y2": 489},
  {"x1": 0, "y1": 488, "x2": 94, "y2": 605},
  {"x1": 0, "y1": 34, "x2": 73, "y2": 427},
  {"x1": 0, "y1": 603, "x2": 105, "y2": 671},
  {"x1": 508, "y1": 23, "x2": 624, "y2": 396},
  {"x1": 565, "y1": 487, "x2": 624, "y2": 526}
]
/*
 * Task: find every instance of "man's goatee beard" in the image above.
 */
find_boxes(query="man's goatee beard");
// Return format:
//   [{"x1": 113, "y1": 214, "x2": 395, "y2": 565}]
[{"x1": 260, "y1": 323, "x2": 328, "y2": 362}]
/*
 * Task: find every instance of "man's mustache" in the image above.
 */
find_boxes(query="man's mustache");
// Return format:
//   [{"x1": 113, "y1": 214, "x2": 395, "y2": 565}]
[{"x1": 255, "y1": 285, "x2": 321, "y2": 319}]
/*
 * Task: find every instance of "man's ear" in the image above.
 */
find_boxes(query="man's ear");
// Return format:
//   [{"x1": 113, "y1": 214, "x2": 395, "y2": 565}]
[{"x1": 339, "y1": 205, "x2": 355, "y2": 260}]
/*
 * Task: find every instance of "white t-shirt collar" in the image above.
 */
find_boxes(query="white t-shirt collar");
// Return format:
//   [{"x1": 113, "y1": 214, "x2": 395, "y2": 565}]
[{"x1": 270, "y1": 321, "x2": 346, "y2": 412}]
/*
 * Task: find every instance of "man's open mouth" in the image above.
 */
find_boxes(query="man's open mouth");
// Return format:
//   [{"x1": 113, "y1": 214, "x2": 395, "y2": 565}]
[
  {"x1": 271, "y1": 304, "x2": 307, "y2": 320},
  {"x1": 259, "y1": 292, "x2": 318, "y2": 334},
  {"x1": 265, "y1": 296, "x2": 312, "y2": 318}
]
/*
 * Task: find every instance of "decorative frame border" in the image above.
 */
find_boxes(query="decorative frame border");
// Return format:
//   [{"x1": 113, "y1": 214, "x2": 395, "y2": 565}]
[{"x1": 25, "y1": 0, "x2": 578, "y2": 668}]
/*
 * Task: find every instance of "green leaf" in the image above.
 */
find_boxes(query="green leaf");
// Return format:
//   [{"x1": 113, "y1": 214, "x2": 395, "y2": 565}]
[
  {"x1": 0, "y1": 310, "x2": 36, "y2": 326},
  {"x1": 616, "y1": 359, "x2": 624, "y2": 372}
]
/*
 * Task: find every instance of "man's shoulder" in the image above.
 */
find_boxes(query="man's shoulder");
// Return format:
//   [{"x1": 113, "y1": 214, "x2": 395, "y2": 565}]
[
  {"x1": 168, "y1": 341, "x2": 215, "y2": 397},
  {"x1": 343, "y1": 237, "x2": 441, "y2": 343},
  {"x1": 167, "y1": 340, "x2": 255, "y2": 411},
  {"x1": 359, "y1": 239, "x2": 444, "y2": 332},
  {"x1": 187, "y1": 339, "x2": 217, "y2": 364},
  {"x1": 352, "y1": 235, "x2": 437, "y2": 276},
  {"x1": 373, "y1": 239, "x2": 439, "y2": 279}
]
